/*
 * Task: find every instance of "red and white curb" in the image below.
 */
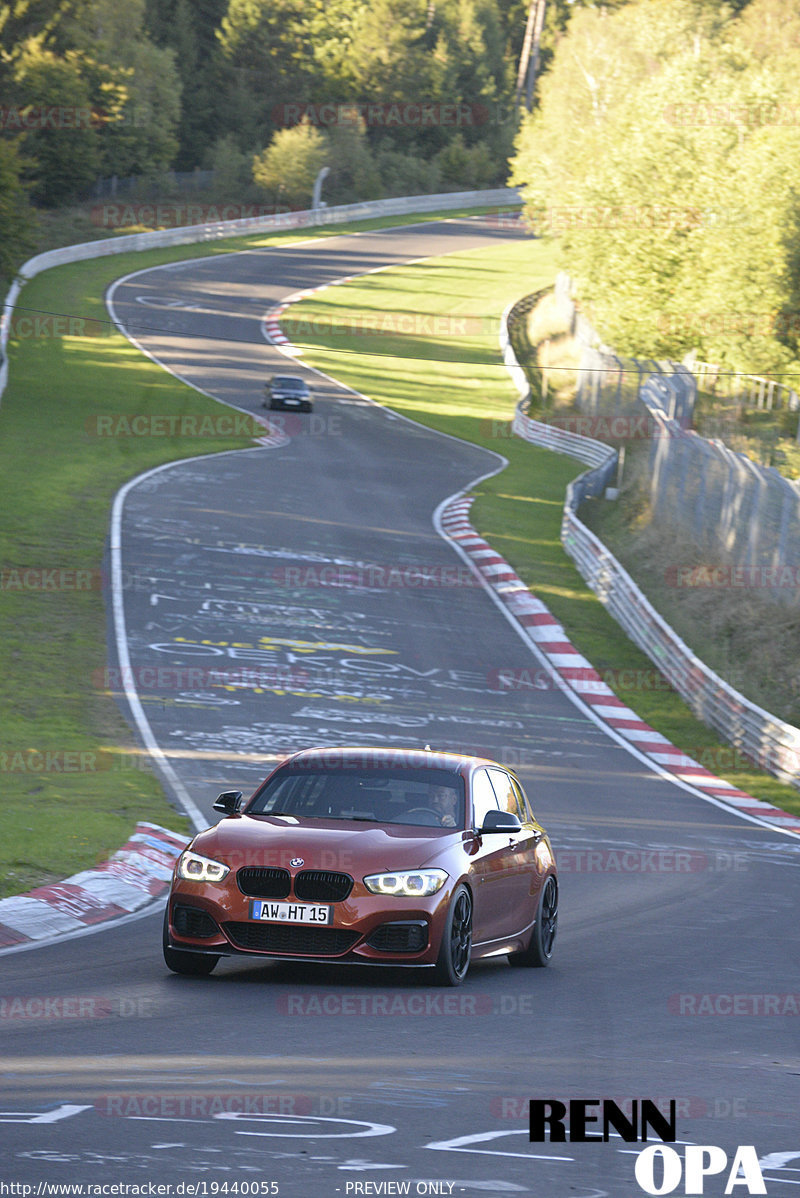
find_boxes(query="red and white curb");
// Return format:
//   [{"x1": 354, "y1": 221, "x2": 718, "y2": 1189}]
[
  {"x1": 264, "y1": 303, "x2": 294, "y2": 349},
  {"x1": 0, "y1": 823, "x2": 189, "y2": 949},
  {"x1": 248, "y1": 405, "x2": 292, "y2": 449},
  {"x1": 252, "y1": 418, "x2": 291, "y2": 449},
  {"x1": 263, "y1": 297, "x2": 318, "y2": 353},
  {"x1": 440, "y1": 496, "x2": 800, "y2": 837}
]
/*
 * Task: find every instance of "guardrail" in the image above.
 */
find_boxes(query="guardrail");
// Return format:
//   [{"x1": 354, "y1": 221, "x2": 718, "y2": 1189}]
[
  {"x1": 692, "y1": 357, "x2": 800, "y2": 411},
  {"x1": 501, "y1": 298, "x2": 617, "y2": 474},
  {"x1": 502, "y1": 301, "x2": 800, "y2": 791},
  {"x1": 0, "y1": 186, "x2": 521, "y2": 401}
]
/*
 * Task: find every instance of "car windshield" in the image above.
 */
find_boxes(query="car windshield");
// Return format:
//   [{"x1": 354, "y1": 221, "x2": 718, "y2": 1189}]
[
  {"x1": 247, "y1": 766, "x2": 465, "y2": 828},
  {"x1": 273, "y1": 377, "x2": 305, "y2": 391}
]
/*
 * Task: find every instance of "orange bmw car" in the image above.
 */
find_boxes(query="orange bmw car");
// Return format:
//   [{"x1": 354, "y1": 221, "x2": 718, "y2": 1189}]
[{"x1": 163, "y1": 747, "x2": 558, "y2": 986}]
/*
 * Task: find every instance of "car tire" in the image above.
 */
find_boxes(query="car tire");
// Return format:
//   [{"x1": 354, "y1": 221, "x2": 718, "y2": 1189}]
[
  {"x1": 433, "y1": 884, "x2": 472, "y2": 986},
  {"x1": 508, "y1": 875, "x2": 557, "y2": 968},
  {"x1": 162, "y1": 907, "x2": 219, "y2": 977}
]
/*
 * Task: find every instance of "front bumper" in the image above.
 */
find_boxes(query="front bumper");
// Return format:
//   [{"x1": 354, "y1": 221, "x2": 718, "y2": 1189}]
[
  {"x1": 165, "y1": 884, "x2": 451, "y2": 966},
  {"x1": 269, "y1": 396, "x2": 312, "y2": 412}
]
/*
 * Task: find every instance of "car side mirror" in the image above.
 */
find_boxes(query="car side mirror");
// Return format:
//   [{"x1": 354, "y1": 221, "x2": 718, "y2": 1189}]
[
  {"x1": 213, "y1": 790, "x2": 243, "y2": 815},
  {"x1": 479, "y1": 809, "x2": 521, "y2": 834}
]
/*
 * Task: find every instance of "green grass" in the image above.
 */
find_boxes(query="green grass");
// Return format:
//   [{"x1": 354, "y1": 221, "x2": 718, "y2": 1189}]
[
  {"x1": 281, "y1": 239, "x2": 800, "y2": 818},
  {"x1": 0, "y1": 205, "x2": 517, "y2": 899}
]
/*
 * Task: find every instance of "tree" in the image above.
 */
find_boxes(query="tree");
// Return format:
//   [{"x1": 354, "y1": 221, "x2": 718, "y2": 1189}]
[
  {"x1": 435, "y1": 132, "x2": 498, "y2": 189},
  {"x1": 508, "y1": 0, "x2": 800, "y2": 373},
  {"x1": 63, "y1": 0, "x2": 182, "y2": 178},
  {"x1": 323, "y1": 119, "x2": 383, "y2": 204},
  {"x1": 144, "y1": 0, "x2": 227, "y2": 169},
  {"x1": 252, "y1": 121, "x2": 329, "y2": 207},
  {"x1": 0, "y1": 0, "x2": 76, "y2": 93},
  {"x1": 107, "y1": 41, "x2": 181, "y2": 177},
  {"x1": 0, "y1": 140, "x2": 36, "y2": 283},
  {"x1": 13, "y1": 43, "x2": 100, "y2": 203},
  {"x1": 216, "y1": 0, "x2": 317, "y2": 149},
  {"x1": 205, "y1": 133, "x2": 255, "y2": 201}
]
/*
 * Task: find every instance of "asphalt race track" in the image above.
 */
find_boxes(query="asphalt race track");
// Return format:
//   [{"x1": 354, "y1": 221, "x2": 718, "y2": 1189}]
[{"x1": 1, "y1": 220, "x2": 799, "y2": 1197}]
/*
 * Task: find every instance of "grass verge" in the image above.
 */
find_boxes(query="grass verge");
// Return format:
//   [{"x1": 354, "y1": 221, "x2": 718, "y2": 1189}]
[
  {"x1": 580, "y1": 444, "x2": 800, "y2": 726},
  {"x1": 0, "y1": 205, "x2": 514, "y2": 899},
  {"x1": 280, "y1": 238, "x2": 800, "y2": 818}
]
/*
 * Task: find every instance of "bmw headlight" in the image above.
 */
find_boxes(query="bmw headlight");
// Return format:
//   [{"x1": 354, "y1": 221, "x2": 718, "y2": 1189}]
[
  {"x1": 177, "y1": 850, "x2": 230, "y2": 883},
  {"x1": 363, "y1": 869, "x2": 447, "y2": 897}
]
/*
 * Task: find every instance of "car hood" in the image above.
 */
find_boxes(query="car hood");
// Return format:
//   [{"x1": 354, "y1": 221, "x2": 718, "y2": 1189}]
[{"x1": 191, "y1": 814, "x2": 461, "y2": 874}]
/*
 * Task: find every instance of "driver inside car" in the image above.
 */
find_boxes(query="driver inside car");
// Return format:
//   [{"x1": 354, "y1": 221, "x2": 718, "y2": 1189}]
[{"x1": 431, "y1": 785, "x2": 459, "y2": 827}]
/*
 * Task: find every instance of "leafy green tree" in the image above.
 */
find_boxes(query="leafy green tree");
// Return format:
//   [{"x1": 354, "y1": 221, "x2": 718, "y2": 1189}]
[
  {"x1": 435, "y1": 132, "x2": 498, "y2": 189},
  {"x1": 144, "y1": 0, "x2": 227, "y2": 169},
  {"x1": 0, "y1": 139, "x2": 36, "y2": 282},
  {"x1": 321, "y1": 0, "x2": 430, "y2": 98},
  {"x1": 323, "y1": 119, "x2": 383, "y2": 204},
  {"x1": 105, "y1": 39, "x2": 181, "y2": 177},
  {"x1": 732, "y1": 0, "x2": 800, "y2": 63},
  {"x1": 63, "y1": 0, "x2": 181, "y2": 178},
  {"x1": 205, "y1": 132, "x2": 256, "y2": 201},
  {"x1": 13, "y1": 43, "x2": 100, "y2": 203},
  {"x1": 252, "y1": 121, "x2": 329, "y2": 207},
  {"x1": 375, "y1": 146, "x2": 442, "y2": 195},
  {"x1": 0, "y1": 0, "x2": 76, "y2": 93},
  {"x1": 217, "y1": 0, "x2": 317, "y2": 149},
  {"x1": 508, "y1": 0, "x2": 800, "y2": 373}
]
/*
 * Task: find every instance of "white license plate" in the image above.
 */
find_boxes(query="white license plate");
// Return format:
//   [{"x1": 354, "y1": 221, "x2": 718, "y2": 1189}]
[
  {"x1": 249, "y1": 900, "x2": 332, "y2": 925},
  {"x1": 282, "y1": 398, "x2": 300, "y2": 405}
]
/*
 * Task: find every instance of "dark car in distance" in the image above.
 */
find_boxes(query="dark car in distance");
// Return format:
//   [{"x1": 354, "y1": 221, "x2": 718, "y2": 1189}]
[
  {"x1": 264, "y1": 375, "x2": 312, "y2": 412},
  {"x1": 163, "y1": 746, "x2": 558, "y2": 986}
]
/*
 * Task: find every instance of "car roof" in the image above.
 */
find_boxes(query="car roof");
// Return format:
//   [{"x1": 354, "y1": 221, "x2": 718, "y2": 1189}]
[
  {"x1": 272, "y1": 375, "x2": 307, "y2": 386},
  {"x1": 277, "y1": 746, "x2": 502, "y2": 775}
]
